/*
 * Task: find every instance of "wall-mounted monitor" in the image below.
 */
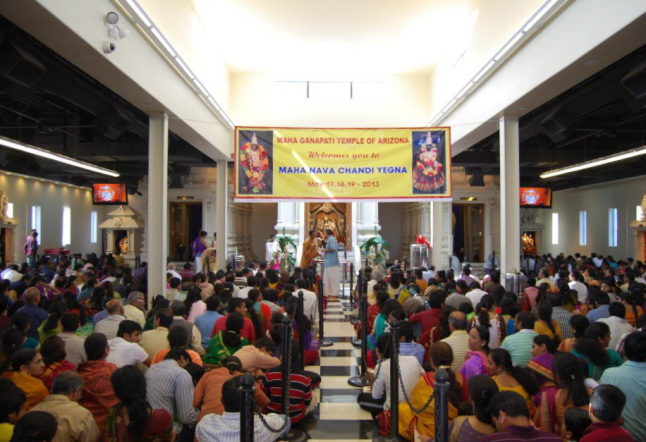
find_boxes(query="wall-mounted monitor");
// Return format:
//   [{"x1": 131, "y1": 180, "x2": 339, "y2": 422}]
[
  {"x1": 520, "y1": 187, "x2": 552, "y2": 208},
  {"x1": 92, "y1": 183, "x2": 128, "y2": 205}
]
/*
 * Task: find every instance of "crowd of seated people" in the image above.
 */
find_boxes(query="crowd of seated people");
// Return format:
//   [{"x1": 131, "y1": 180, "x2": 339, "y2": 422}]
[
  {"x1": 352, "y1": 253, "x2": 646, "y2": 442},
  {"x1": 0, "y1": 251, "x2": 644, "y2": 441},
  {"x1": 0, "y1": 252, "x2": 327, "y2": 442}
]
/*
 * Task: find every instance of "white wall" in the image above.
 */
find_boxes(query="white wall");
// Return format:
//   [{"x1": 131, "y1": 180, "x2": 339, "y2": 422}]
[
  {"x1": 543, "y1": 176, "x2": 646, "y2": 259},
  {"x1": 0, "y1": 172, "x2": 104, "y2": 263},
  {"x1": 230, "y1": 73, "x2": 430, "y2": 127},
  {"x1": 250, "y1": 204, "x2": 279, "y2": 262}
]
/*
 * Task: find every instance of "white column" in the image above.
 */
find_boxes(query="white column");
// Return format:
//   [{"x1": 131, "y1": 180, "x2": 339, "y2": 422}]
[
  {"x1": 147, "y1": 113, "x2": 168, "y2": 304},
  {"x1": 500, "y1": 116, "x2": 521, "y2": 273},
  {"x1": 216, "y1": 161, "x2": 228, "y2": 270},
  {"x1": 431, "y1": 201, "x2": 453, "y2": 269}
]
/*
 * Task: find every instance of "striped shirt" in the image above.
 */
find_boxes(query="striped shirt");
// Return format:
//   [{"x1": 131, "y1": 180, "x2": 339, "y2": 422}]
[
  {"x1": 441, "y1": 330, "x2": 469, "y2": 371},
  {"x1": 501, "y1": 329, "x2": 537, "y2": 367},
  {"x1": 145, "y1": 359, "x2": 199, "y2": 435},
  {"x1": 261, "y1": 368, "x2": 312, "y2": 423},
  {"x1": 196, "y1": 412, "x2": 285, "y2": 442}
]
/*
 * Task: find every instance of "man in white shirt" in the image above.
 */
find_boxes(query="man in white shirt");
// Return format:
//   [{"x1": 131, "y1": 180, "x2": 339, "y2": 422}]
[
  {"x1": 598, "y1": 303, "x2": 634, "y2": 350},
  {"x1": 107, "y1": 320, "x2": 152, "y2": 368},
  {"x1": 265, "y1": 234, "x2": 279, "y2": 262},
  {"x1": 196, "y1": 375, "x2": 287, "y2": 442},
  {"x1": 237, "y1": 276, "x2": 257, "y2": 299},
  {"x1": 294, "y1": 279, "x2": 318, "y2": 323},
  {"x1": 0, "y1": 264, "x2": 22, "y2": 282},
  {"x1": 466, "y1": 281, "x2": 487, "y2": 306},
  {"x1": 57, "y1": 312, "x2": 87, "y2": 367},
  {"x1": 94, "y1": 299, "x2": 127, "y2": 340},
  {"x1": 568, "y1": 271, "x2": 588, "y2": 303}
]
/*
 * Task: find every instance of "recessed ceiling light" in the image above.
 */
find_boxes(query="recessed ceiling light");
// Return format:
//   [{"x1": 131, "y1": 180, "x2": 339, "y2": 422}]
[
  {"x1": 518, "y1": 106, "x2": 527, "y2": 110},
  {"x1": 584, "y1": 59, "x2": 601, "y2": 66},
  {"x1": 74, "y1": 53, "x2": 92, "y2": 60},
  {"x1": 142, "y1": 102, "x2": 153, "y2": 107}
]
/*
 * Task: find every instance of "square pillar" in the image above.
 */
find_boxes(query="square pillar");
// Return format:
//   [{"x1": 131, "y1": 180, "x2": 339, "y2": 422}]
[
  {"x1": 500, "y1": 115, "x2": 521, "y2": 273},
  {"x1": 216, "y1": 160, "x2": 228, "y2": 270},
  {"x1": 147, "y1": 113, "x2": 169, "y2": 304}
]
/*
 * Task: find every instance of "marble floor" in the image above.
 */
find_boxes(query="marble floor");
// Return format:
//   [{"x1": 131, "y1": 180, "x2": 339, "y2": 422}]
[{"x1": 296, "y1": 295, "x2": 376, "y2": 441}]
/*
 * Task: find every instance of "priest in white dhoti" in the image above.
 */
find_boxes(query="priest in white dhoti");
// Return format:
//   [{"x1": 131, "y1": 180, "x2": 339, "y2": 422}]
[
  {"x1": 322, "y1": 228, "x2": 341, "y2": 299},
  {"x1": 265, "y1": 234, "x2": 279, "y2": 263}
]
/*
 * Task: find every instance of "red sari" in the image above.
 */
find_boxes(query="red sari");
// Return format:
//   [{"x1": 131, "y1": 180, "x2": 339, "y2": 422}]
[
  {"x1": 38, "y1": 360, "x2": 76, "y2": 391},
  {"x1": 106, "y1": 405, "x2": 174, "y2": 442},
  {"x1": 78, "y1": 360, "x2": 119, "y2": 441}
]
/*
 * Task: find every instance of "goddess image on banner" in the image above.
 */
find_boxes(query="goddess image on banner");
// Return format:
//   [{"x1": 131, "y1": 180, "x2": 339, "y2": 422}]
[
  {"x1": 238, "y1": 130, "x2": 273, "y2": 195},
  {"x1": 411, "y1": 130, "x2": 447, "y2": 194}
]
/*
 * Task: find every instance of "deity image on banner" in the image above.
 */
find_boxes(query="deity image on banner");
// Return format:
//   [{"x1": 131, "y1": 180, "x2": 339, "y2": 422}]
[
  {"x1": 411, "y1": 130, "x2": 446, "y2": 194},
  {"x1": 522, "y1": 231, "x2": 537, "y2": 256},
  {"x1": 238, "y1": 130, "x2": 273, "y2": 195}
]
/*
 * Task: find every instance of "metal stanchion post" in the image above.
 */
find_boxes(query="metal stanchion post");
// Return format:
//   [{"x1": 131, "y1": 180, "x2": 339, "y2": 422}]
[
  {"x1": 348, "y1": 293, "x2": 370, "y2": 387},
  {"x1": 345, "y1": 264, "x2": 357, "y2": 308},
  {"x1": 280, "y1": 317, "x2": 307, "y2": 442},
  {"x1": 433, "y1": 368, "x2": 450, "y2": 442},
  {"x1": 297, "y1": 291, "x2": 305, "y2": 370},
  {"x1": 373, "y1": 319, "x2": 401, "y2": 442},
  {"x1": 240, "y1": 372, "x2": 255, "y2": 442},
  {"x1": 318, "y1": 279, "x2": 333, "y2": 347},
  {"x1": 351, "y1": 271, "x2": 363, "y2": 345}
]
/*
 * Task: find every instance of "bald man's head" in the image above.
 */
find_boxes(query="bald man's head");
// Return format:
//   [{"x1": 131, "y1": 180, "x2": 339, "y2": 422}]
[
  {"x1": 106, "y1": 299, "x2": 124, "y2": 315},
  {"x1": 448, "y1": 311, "x2": 467, "y2": 331},
  {"x1": 25, "y1": 287, "x2": 40, "y2": 305}
]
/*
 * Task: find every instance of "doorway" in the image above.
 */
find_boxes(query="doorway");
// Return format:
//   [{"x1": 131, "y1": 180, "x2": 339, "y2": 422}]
[
  {"x1": 452, "y1": 204, "x2": 484, "y2": 263},
  {"x1": 170, "y1": 202, "x2": 203, "y2": 261}
]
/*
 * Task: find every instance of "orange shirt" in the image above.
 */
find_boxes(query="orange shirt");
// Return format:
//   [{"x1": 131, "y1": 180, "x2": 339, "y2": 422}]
[{"x1": 151, "y1": 348, "x2": 203, "y2": 366}]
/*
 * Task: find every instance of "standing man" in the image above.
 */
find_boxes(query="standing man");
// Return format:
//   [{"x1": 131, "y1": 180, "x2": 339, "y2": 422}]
[
  {"x1": 300, "y1": 230, "x2": 318, "y2": 269},
  {"x1": 191, "y1": 231, "x2": 208, "y2": 274},
  {"x1": 322, "y1": 228, "x2": 340, "y2": 300},
  {"x1": 24, "y1": 230, "x2": 39, "y2": 270},
  {"x1": 265, "y1": 234, "x2": 279, "y2": 263}
]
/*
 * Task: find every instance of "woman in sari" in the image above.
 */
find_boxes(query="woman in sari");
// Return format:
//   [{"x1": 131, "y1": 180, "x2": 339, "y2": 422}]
[
  {"x1": 488, "y1": 348, "x2": 539, "y2": 418},
  {"x1": 204, "y1": 313, "x2": 249, "y2": 365},
  {"x1": 533, "y1": 352, "x2": 590, "y2": 438},
  {"x1": 558, "y1": 315, "x2": 589, "y2": 352},
  {"x1": 38, "y1": 336, "x2": 75, "y2": 391},
  {"x1": 621, "y1": 289, "x2": 644, "y2": 326},
  {"x1": 571, "y1": 321, "x2": 623, "y2": 381},
  {"x1": 106, "y1": 365, "x2": 174, "y2": 442},
  {"x1": 398, "y1": 342, "x2": 467, "y2": 440},
  {"x1": 448, "y1": 375, "x2": 498, "y2": 442},
  {"x1": 2, "y1": 349, "x2": 48, "y2": 411},
  {"x1": 459, "y1": 325, "x2": 490, "y2": 381},
  {"x1": 368, "y1": 298, "x2": 401, "y2": 350},
  {"x1": 37, "y1": 301, "x2": 67, "y2": 344},
  {"x1": 527, "y1": 335, "x2": 557, "y2": 410}
]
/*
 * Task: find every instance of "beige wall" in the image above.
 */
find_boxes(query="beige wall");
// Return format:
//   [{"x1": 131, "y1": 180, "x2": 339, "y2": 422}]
[
  {"x1": 544, "y1": 176, "x2": 646, "y2": 259},
  {"x1": 0, "y1": 173, "x2": 104, "y2": 263}
]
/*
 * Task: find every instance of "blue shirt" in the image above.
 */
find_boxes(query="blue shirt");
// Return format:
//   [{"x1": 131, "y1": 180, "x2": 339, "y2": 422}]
[
  {"x1": 587, "y1": 304, "x2": 610, "y2": 322},
  {"x1": 399, "y1": 342, "x2": 425, "y2": 366},
  {"x1": 501, "y1": 329, "x2": 537, "y2": 367},
  {"x1": 16, "y1": 304, "x2": 49, "y2": 340},
  {"x1": 194, "y1": 311, "x2": 223, "y2": 348},
  {"x1": 600, "y1": 361, "x2": 646, "y2": 442},
  {"x1": 323, "y1": 236, "x2": 340, "y2": 268},
  {"x1": 77, "y1": 286, "x2": 93, "y2": 302},
  {"x1": 92, "y1": 309, "x2": 108, "y2": 326}
]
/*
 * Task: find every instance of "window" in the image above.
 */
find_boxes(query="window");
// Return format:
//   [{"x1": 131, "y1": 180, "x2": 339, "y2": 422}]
[
  {"x1": 609, "y1": 208, "x2": 618, "y2": 247},
  {"x1": 637, "y1": 205, "x2": 644, "y2": 222},
  {"x1": 6, "y1": 203, "x2": 13, "y2": 218},
  {"x1": 579, "y1": 211, "x2": 587, "y2": 246},
  {"x1": 31, "y1": 206, "x2": 41, "y2": 241},
  {"x1": 552, "y1": 213, "x2": 559, "y2": 245},
  {"x1": 62, "y1": 207, "x2": 71, "y2": 246},
  {"x1": 90, "y1": 211, "x2": 97, "y2": 244}
]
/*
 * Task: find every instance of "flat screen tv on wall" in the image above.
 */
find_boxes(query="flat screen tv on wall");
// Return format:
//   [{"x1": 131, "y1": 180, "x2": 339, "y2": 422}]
[
  {"x1": 92, "y1": 183, "x2": 128, "y2": 205},
  {"x1": 519, "y1": 187, "x2": 552, "y2": 208}
]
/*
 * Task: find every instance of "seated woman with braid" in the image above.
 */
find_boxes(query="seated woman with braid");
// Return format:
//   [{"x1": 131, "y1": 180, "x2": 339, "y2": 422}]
[
  {"x1": 398, "y1": 342, "x2": 467, "y2": 440},
  {"x1": 203, "y1": 313, "x2": 249, "y2": 366}
]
